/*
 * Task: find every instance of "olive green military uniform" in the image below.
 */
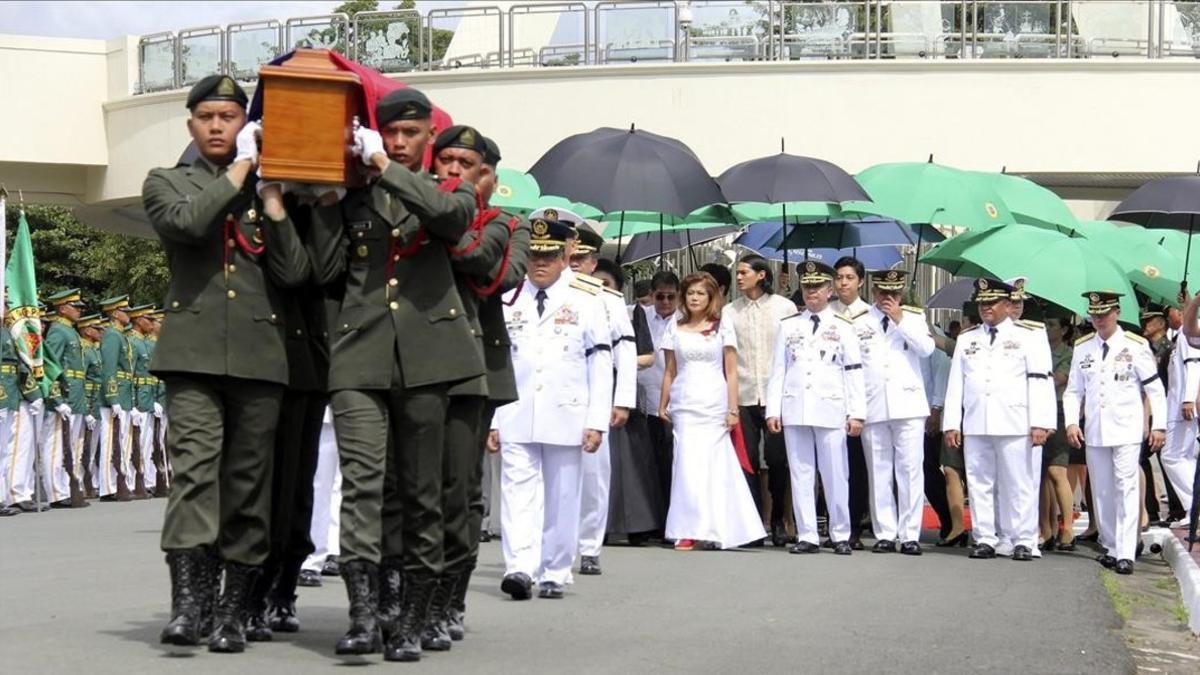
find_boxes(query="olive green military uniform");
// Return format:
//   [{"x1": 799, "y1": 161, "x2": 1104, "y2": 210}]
[
  {"x1": 130, "y1": 329, "x2": 156, "y2": 414},
  {"x1": 143, "y1": 153, "x2": 310, "y2": 565},
  {"x1": 97, "y1": 310, "x2": 135, "y2": 499},
  {"x1": 309, "y1": 161, "x2": 482, "y2": 573}
]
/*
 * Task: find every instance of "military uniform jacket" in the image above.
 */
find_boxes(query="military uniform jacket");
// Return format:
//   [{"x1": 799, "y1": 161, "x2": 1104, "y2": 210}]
[
  {"x1": 100, "y1": 326, "x2": 135, "y2": 411},
  {"x1": 570, "y1": 272, "x2": 637, "y2": 411},
  {"x1": 766, "y1": 306, "x2": 866, "y2": 428},
  {"x1": 1017, "y1": 318, "x2": 1057, "y2": 430},
  {"x1": 44, "y1": 318, "x2": 87, "y2": 414},
  {"x1": 447, "y1": 205, "x2": 529, "y2": 399},
  {"x1": 82, "y1": 338, "x2": 102, "y2": 417},
  {"x1": 474, "y1": 214, "x2": 530, "y2": 406},
  {"x1": 1063, "y1": 328, "x2": 1167, "y2": 447},
  {"x1": 0, "y1": 329, "x2": 26, "y2": 412},
  {"x1": 143, "y1": 156, "x2": 311, "y2": 386},
  {"x1": 850, "y1": 305, "x2": 936, "y2": 423},
  {"x1": 942, "y1": 318, "x2": 1056, "y2": 436},
  {"x1": 310, "y1": 163, "x2": 483, "y2": 391},
  {"x1": 1166, "y1": 333, "x2": 1200, "y2": 423},
  {"x1": 130, "y1": 331, "x2": 156, "y2": 412},
  {"x1": 492, "y1": 273, "x2": 614, "y2": 446}
]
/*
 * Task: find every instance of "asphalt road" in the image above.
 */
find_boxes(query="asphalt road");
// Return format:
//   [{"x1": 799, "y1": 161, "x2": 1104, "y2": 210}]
[{"x1": 0, "y1": 499, "x2": 1135, "y2": 674}]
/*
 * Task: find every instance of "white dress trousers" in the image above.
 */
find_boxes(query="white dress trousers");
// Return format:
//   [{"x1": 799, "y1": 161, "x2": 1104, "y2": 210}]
[
  {"x1": 786, "y1": 425, "x2": 851, "y2": 544},
  {"x1": 862, "y1": 417, "x2": 927, "y2": 543},
  {"x1": 501, "y1": 441, "x2": 583, "y2": 585}
]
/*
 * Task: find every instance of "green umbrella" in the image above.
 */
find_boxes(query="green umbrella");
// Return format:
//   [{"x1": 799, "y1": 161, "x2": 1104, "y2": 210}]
[
  {"x1": 970, "y1": 171, "x2": 1078, "y2": 232},
  {"x1": 1066, "y1": 220, "x2": 1189, "y2": 307},
  {"x1": 490, "y1": 168, "x2": 542, "y2": 214},
  {"x1": 920, "y1": 224, "x2": 1140, "y2": 320},
  {"x1": 856, "y1": 162, "x2": 1016, "y2": 235}
]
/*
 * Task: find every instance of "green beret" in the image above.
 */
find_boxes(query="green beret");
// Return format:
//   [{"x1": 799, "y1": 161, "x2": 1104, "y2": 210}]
[
  {"x1": 376, "y1": 87, "x2": 432, "y2": 125},
  {"x1": 432, "y1": 125, "x2": 487, "y2": 159},
  {"x1": 186, "y1": 75, "x2": 248, "y2": 110},
  {"x1": 481, "y1": 136, "x2": 501, "y2": 166}
]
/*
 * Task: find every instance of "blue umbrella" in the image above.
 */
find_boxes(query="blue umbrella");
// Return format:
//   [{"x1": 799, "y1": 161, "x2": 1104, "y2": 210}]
[{"x1": 735, "y1": 222, "x2": 903, "y2": 270}]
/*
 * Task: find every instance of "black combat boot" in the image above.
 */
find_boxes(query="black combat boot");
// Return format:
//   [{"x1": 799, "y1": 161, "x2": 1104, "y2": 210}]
[
  {"x1": 243, "y1": 568, "x2": 273, "y2": 642},
  {"x1": 267, "y1": 557, "x2": 303, "y2": 633},
  {"x1": 420, "y1": 576, "x2": 455, "y2": 651},
  {"x1": 208, "y1": 562, "x2": 260, "y2": 653},
  {"x1": 384, "y1": 572, "x2": 437, "y2": 662},
  {"x1": 446, "y1": 567, "x2": 472, "y2": 641},
  {"x1": 159, "y1": 548, "x2": 207, "y2": 646},
  {"x1": 335, "y1": 560, "x2": 382, "y2": 655},
  {"x1": 377, "y1": 557, "x2": 405, "y2": 636}
]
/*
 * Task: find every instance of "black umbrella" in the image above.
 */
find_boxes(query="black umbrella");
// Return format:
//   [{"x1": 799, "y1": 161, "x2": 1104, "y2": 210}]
[
  {"x1": 773, "y1": 216, "x2": 937, "y2": 251},
  {"x1": 617, "y1": 225, "x2": 740, "y2": 265},
  {"x1": 528, "y1": 125, "x2": 725, "y2": 217},
  {"x1": 926, "y1": 277, "x2": 978, "y2": 309},
  {"x1": 717, "y1": 140, "x2": 871, "y2": 272},
  {"x1": 1109, "y1": 173, "x2": 1200, "y2": 290}
]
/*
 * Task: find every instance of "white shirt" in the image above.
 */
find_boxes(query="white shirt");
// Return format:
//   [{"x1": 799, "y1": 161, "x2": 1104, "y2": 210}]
[
  {"x1": 493, "y1": 273, "x2": 614, "y2": 445},
  {"x1": 765, "y1": 305, "x2": 866, "y2": 428},
  {"x1": 834, "y1": 296, "x2": 870, "y2": 319},
  {"x1": 1063, "y1": 328, "x2": 1167, "y2": 446},
  {"x1": 942, "y1": 318, "x2": 1056, "y2": 436},
  {"x1": 1166, "y1": 332, "x2": 1200, "y2": 422},
  {"x1": 851, "y1": 304, "x2": 936, "y2": 423},
  {"x1": 636, "y1": 305, "x2": 680, "y2": 415},
  {"x1": 724, "y1": 292, "x2": 797, "y2": 406}
]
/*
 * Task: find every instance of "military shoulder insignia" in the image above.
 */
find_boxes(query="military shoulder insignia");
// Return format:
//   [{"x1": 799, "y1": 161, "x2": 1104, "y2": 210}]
[
  {"x1": 1014, "y1": 322, "x2": 1035, "y2": 331},
  {"x1": 782, "y1": 313, "x2": 803, "y2": 322},
  {"x1": 1017, "y1": 319, "x2": 1045, "y2": 329},
  {"x1": 602, "y1": 287, "x2": 623, "y2": 298},
  {"x1": 835, "y1": 314, "x2": 853, "y2": 324},
  {"x1": 1074, "y1": 333, "x2": 1093, "y2": 346},
  {"x1": 960, "y1": 325, "x2": 980, "y2": 334},
  {"x1": 574, "y1": 273, "x2": 604, "y2": 287},
  {"x1": 1123, "y1": 332, "x2": 1147, "y2": 345},
  {"x1": 901, "y1": 305, "x2": 924, "y2": 314},
  {"x1": 850, "y1": 309, "x2": 870, "y2": 321},
  {"x1": 569, "y1": 279, "x2": 600, "y2": 295}
]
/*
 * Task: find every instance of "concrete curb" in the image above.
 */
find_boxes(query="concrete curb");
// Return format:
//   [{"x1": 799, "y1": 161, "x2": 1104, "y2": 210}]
[{"x1": 1144, "y1": 528, "x2": 1200, "y2": 635}]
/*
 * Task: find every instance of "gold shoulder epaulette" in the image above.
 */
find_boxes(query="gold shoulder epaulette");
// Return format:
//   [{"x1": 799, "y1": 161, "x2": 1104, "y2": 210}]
[
  {"x1": 901, "y1": 305, "x2": 924, "y2": 314},
  {"x1": 835, "y1": 313, "x2": 853, "y2": 324},
  {"x1": 574, "y1": 273, "x2": 604, "y2": 287},
  {"x1": 1014, "y1": 322, "x2": 1035, "y2": 331},
  {"x1": 849, "y1": 309, "x2": 870, "y2": 321},
  {"x1": 961, "y1": 325, "x2": 980, "y2": 334},
  {"x1": 1123, "y1": 332, "x2": 1147, "y2": 345},
  {"x1": 602, "y1": 287, "x2": 623, "y2": 298},
  {"x1": 570, "y1": 279, "x2": 600, "y2": 295},
  {"x1": 1017, "y1": 319, "x2": 1045, "y2": 329},
  {"x1": 1074, "y1": 333, "x2": 1093, "y2": 346}
]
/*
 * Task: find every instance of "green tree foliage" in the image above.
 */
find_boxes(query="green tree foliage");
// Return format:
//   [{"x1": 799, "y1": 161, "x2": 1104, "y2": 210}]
[
  {"x1": 332, "y1": 0, "x2": 454, "y2": 64},
  {"x1": 4, "y1": 204, "x2": 169, "y2": 309}
]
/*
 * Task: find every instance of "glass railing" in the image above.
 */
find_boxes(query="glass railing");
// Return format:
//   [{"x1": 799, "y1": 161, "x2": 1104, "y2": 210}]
[{"x1": 135, "y1": 0, "x2": 1200, "y2": 94}]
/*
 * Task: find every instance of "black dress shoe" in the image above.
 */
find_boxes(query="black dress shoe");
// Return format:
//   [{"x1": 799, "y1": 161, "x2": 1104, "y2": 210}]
[
  {"x1": 1096, "y1": 554, "x2": 1117, "y2": 569},
  {"x1": 1012, "y1": 545, "x2": 1033, "y2": 562},
  {"x1": 50, "y1": 498, "x2": 73, "y2": 509},
  {"x1": 627, "y1": 532, "x2": 649, "y2": 547},
  {"x1": 821, "y1": 539, "x2": 834, "y2": 549},
  {"x1": 788, "y1": 541, "x2": 820, "y2": 554},
  {"x1": 479, "y1": 531, "x2": 492, "y2": 543},
  {"x1": 900, "y1": 541, "x2": 922, "y2": 556},
  {"x1": 833, "y1": 541, "x2": 852, "y2": 555},
  {"x1": 267, "y1": 598, "x2": 300, "y2": 633},
  {"x1": 15, "y1": 500, "x2": 40, "y2": 512},
  {"x1": 1056, "y1": 540, "x2": 1076, "y2": 552},
  {"x1": 500, "y1": 573, "x2": 532, "y2": 600},
  {"x1": 969, "y1": 543, "x2": 996, "y2": 559},
  {"x1": 872, "y1": 540, "x2": 896, "y2": 553},
  {"x1": 297, "y1": 570, "x2": 321, "y2": 587},
  {"x1": 579, "y1": 555, "x2": 601, "y2": 575},
  {"x1": 320, "y1": 556, "x2": 340, "y2": 577},
  {"x1": 1077, "y1": 531, "x2": 1100, "y2": 543},
  {"x1": 0, "y1": 505, "x2": 20, "y2": 517},
  {"x1": 936, "y1": 531, "x2": 970, "y2": 548},
  {"x1": 1114, "y1": 559, "x2": 1134, "y2": 575},
  {"x1": 849, "y1": 538, "x2": 864, "y2": 551},
  {"x1": 537, "y1": 582, "x2": 564, "y2": 599},
  {"x1": 1135, "y1": 540, "x2": 1144, "y2": 559}
]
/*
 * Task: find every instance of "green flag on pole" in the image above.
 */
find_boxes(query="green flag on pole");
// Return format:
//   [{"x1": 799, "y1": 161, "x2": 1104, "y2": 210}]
[{"x1": 5, "y1": 210, "x2": 57, "y2": 395}]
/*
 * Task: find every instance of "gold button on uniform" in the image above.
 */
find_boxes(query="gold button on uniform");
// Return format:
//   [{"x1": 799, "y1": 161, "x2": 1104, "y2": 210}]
[
  {"x1": 296, "y1": 329, "x2": 303, "y2": 336},
  {"x1": 388, "y1": 278, "x2": 398, "y2": 287},
  {"x1": 171, "y1": 301, "x2": 180, "y2": 309},
  {"x1": 227, "y1": 264, "x2": 236, "y2": 273},
  {"x1": 493, "y1": 339, "x2": 502, "y2": 346},
  {"x1": 227, "y1": 239, "x2": 236, "y2": 248},
  {"x1": 270, "y1": 314, "x2": 277, "y2": 321},
  {"x1": 357, "y1": 244, "x2": 369, "y2": 258},
  {"x1": 449, "y1": 308, "x2": 457, "y2": 317},
  {"x1": 389, "y1": 301, "x2": 399, "y2": 310},
  {"x1": 227, "y1": 290, "x2": 237, "y2": 299},
  {"x1": 391, "y1": 228, "x2": 401, "y2": 237}
]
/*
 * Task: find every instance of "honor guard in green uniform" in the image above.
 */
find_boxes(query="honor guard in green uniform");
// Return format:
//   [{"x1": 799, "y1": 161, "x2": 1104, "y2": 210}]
[
  {"x1": 142, "y1": 74, "x2": 311, "y2": 653},
  {"x1": 127, "y1": 304, "x2": 163, "y2": 496},
  {"x1": 42, "y1": 289, "x2": 89, "y2": 508},
  {"x1": 77, "y1": 314, "x2": 104, "y2": 499},
  {"x1": 1, "y1": 312, "x2": 41, "y2": 515},
  {"x1": 97, "y1": 295, "x2": 135, "y2": 502},
  {"x1": 308, "y1": 87, "x2": 482, "y2": 662},
  {"x1": 424, "y1": 128, "x2": 529, "y2": 648},
  {"x1": 150, "y1": 310, "x2": 169, "y2": 479}
]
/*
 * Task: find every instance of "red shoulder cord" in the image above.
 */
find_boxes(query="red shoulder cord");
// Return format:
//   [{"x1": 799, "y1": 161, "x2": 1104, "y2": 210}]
[
  {"x1": 223, "y1": 213, "x2": 266, "y2": 271},
  {"x1": 383, "y1": 176, "x2": 463, "y2": 278},
  {"x1": 466, "y1": 215, "x2": 520, "y2": 299},
  {"x1": 448, "y1": 191, "x2": 501, "y2": 258}
]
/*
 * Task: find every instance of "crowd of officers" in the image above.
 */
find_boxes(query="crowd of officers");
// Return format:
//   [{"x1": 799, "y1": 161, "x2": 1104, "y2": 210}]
[
  {"x1": 72, "y1": 70, "x2": 1197, "y2": 664},
  {"x1": 1, "y1": 293, "x2": 168, "y2": 515}
]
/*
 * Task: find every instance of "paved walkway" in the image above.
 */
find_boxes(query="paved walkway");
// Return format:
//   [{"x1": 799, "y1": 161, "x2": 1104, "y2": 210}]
[{"x1": 1, "y1": 500, "x2": 1135, "y2": 674}]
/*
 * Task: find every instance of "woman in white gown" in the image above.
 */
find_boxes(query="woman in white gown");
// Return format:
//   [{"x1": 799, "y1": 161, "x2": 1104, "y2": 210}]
[{"x1": 658, "y1": 273, "x2": 767, "y2": 550}]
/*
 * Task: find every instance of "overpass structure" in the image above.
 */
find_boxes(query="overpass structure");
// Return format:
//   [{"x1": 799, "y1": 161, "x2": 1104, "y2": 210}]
[{"x1": 1, "y1": 0, "x2": 1199, "y2": 237}]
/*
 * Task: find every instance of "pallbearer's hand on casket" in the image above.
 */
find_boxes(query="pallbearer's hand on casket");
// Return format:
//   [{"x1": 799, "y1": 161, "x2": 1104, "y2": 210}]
[
  {"x1": 235, "y1": 121, "x2": 262, "y2": 166},
  {"x1": 351, "y1": 126, "x2": 385, "y2": 167}
]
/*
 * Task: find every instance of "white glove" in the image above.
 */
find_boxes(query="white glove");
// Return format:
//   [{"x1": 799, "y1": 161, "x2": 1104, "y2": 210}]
[
  {"x1": 55, "y1": 403, "x2": 72, "y2": 420},
  {"x1": 85, "y1": 415, "x2": 96, "y2": 431},
  {"x1": 154, "y1": 403, "x2": 164, "y2": 418},
  {"x1": 234, "y1": 120, "x2": 262, "y2": 165},
  {"x1": 29, "y1": 399, "x2": 44, "y2": 417},
  {"x1": 352, "y1": 126, "x2": 385, "y2": 167}
]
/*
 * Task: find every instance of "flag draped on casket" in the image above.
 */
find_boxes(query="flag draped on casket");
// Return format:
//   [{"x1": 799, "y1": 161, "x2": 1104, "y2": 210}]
[
  {"x1": 248, "y1": 51, "x2": 453, "y2": 168},
  {"x1": 5, "y1": 211, "x2": 56, "y2": 394}
]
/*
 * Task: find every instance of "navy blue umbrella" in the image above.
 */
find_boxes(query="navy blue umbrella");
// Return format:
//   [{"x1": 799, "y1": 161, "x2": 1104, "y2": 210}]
[
  {"x1": 765, "y1": 216, "x2": 940, "y2": 250},
  {"x1": 735, "y1": 222, "x2": 902, "y2": 270}
]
